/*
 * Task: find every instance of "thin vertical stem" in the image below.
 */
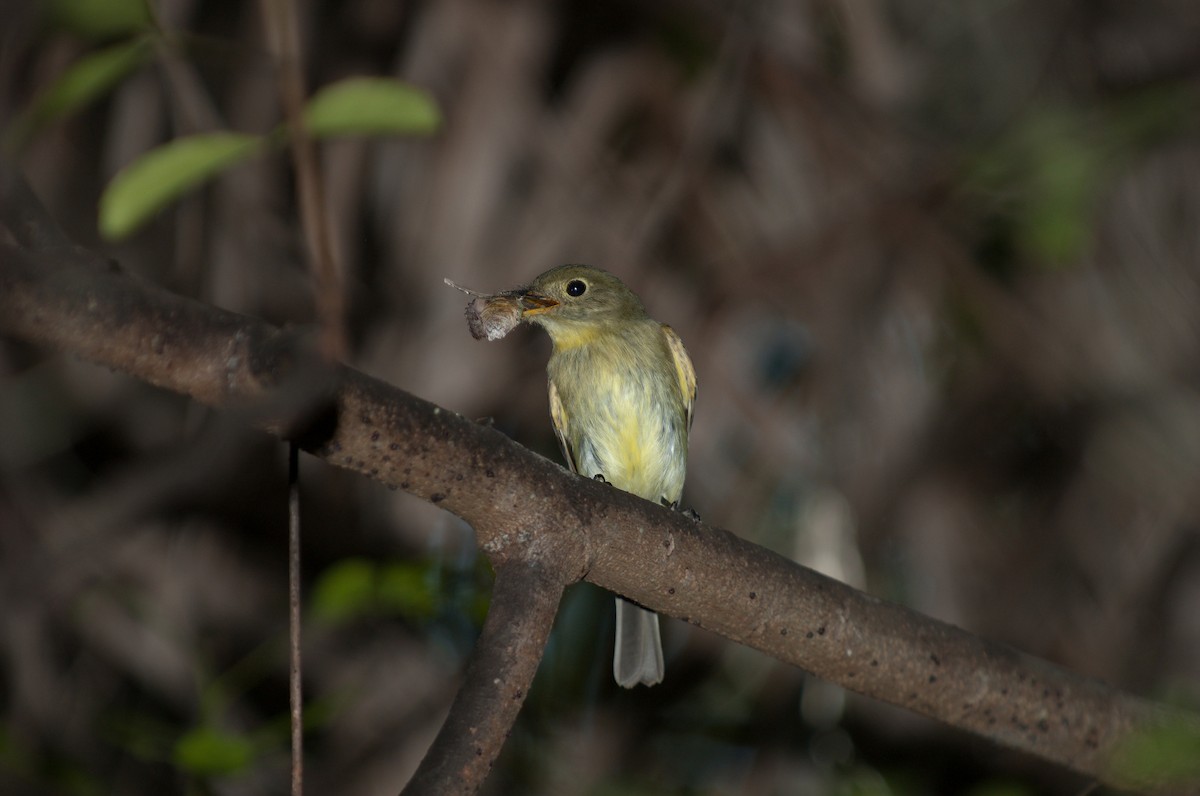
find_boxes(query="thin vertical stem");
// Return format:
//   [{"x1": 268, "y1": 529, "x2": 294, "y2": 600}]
[
  {"x1": 288, "y1": 441, "x2": 303, "y2": 796},
  {"x1": 258, "y1": 0, "x2": 347, "y2": 789},
  {"x1": 259, "y1": 0, "x2": 346, "y2": 361}
]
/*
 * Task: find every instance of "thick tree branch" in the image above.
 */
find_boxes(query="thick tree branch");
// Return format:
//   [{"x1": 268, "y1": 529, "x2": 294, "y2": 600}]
[
  {"x1": 401, "y1": 563, "x2": 564, "y2": 796},
  {"x1": 1, "y1": 179, "x2": 1198, "y2": 794}
]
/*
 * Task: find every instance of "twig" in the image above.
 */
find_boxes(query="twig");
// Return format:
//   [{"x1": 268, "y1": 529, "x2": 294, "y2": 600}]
[
  {"x1": 256, "y1": 4, "x2": 348, "y2": 790},
  {"x1": 288, "y1": 441, "x2": 303, "y2": 796},
  {"x1": 259, "y1": 0, "x2": 346, "y2": 361},
  {"x1": 401, "y1": 563, "x2": 564, "y2": 796}
]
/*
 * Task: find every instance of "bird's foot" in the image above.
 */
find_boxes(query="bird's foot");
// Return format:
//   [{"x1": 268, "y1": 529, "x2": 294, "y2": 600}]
[{"x1": 661, "y1": 498, "x2": 701, "y2": 522}]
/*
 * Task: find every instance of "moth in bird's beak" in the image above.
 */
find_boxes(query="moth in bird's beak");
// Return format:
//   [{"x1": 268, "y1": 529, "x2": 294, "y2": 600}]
[{"x1": 444, "y1": 278, "x2": 551, "y2": 341}]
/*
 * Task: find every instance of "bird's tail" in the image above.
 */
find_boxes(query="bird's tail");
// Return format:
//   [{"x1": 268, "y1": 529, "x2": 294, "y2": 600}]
[{"x1": 613, "y1": 597, "x2": 664, "y2": 687}]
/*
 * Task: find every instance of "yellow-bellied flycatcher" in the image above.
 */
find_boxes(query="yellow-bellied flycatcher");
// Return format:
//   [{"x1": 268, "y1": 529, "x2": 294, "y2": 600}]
[{"x1": 508, "y1": 264, "x2": 696, "y2": 687}]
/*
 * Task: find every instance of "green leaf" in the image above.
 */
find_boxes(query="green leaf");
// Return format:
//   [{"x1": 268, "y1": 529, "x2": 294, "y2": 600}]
[
  {"x1": 173, "y1": 726, "x2": 254, "y2": 777},
  {"x1": 51, "y1": 0, "x2": 152, "y2": 40},
  {"x1": 303, "y1": 77, "x2": 441, "y2": 139},
  {"x1": 99, "y1": 132, "x2": 264, "y2": 240},
  {"x1": 9, "y1": 39, "x2": 151, "y2": 147},
  {"x1": 312, "y1": 559, "x2": 378, "y2": 624}
]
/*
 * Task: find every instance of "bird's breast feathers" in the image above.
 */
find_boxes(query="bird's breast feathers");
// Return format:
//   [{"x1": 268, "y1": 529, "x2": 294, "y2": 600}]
[{"x1": 547, "y1": 324, "x2": 691, "y2": 503}]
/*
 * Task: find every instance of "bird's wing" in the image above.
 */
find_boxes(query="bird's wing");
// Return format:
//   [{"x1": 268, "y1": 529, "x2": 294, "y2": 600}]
[
  {"x1": 661, "y1": 325, "x2": 697, "y2": 433},
  {"x1": 548, "y1": 378, "x2": 579, "y2": 474}
]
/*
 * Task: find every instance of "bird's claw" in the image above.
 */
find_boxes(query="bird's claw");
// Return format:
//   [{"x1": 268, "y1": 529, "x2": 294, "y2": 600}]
[{"x1": 661, "y1": 498, "x2": 701, "y2": 522}]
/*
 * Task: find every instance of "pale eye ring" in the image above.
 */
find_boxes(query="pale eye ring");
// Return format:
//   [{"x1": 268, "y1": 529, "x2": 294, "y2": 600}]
[{"x1": 566, "y1": 279, "x2": 587, "y2": 297}]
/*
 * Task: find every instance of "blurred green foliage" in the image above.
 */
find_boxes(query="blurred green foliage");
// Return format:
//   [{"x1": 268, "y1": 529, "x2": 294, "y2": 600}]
[
  {"x1": 1108, "y1": 714, "x2": 1200, "y2": 788},
  {"x1": 312, "y1": 556, "x2": 491, "y2": 625},
  {"x1": 95, "y1": 75, "x2": 439, "y2": 240},
  {"x1": 7, "y1": 9, "x2": 441, "y2": 241},
  {"x1": 966, "y1": 107, "x2": 1112, "y2": 266},
  {"x1": 49, "y1": 0, "x2": 151, "y2": 40},
  {"x1": 172, "y1": 726, "x2": 255, "y2": 777},
  {"x1": 311, "y1": 558, "x2": 378, "y2": 623},
  {"x1": 376, "y1": 560, "x2": 441, "y2": 619},
  {"x1": 6, "y1": 38, "x2": 152, "y2": 151},
  {"x1": 835, "y1": 767, "x2": 895, "y2": 796},
  {"x1": 303, "y1": 77, "x2": 441, "y2": 138},
  {"x1": 965, "y1": 86, "x2": 1199, "y2": 268},
  {"x1": 99, "y1": 132, "x2": 265, "y2": 238}
]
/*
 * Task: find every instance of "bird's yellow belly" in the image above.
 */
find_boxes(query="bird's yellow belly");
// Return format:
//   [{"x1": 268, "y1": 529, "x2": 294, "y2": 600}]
[{"x1": 575, "y1": 383, "x2": 685, "y2": 504}]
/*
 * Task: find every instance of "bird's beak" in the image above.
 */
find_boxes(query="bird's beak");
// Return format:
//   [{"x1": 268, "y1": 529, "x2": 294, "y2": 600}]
[{"x1": 512, "y1": 290, "x2": 559, "y2": 317}]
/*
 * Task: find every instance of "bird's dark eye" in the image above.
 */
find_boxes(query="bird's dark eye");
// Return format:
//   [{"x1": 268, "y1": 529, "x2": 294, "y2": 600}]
[{"x1": 566, "y1": 279, "x2": 587, "y2": 297}]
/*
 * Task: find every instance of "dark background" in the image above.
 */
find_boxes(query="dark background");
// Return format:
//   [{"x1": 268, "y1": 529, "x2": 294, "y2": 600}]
[{"x1": 3, "y1": 0, "x2": 1200, "y2": 793}]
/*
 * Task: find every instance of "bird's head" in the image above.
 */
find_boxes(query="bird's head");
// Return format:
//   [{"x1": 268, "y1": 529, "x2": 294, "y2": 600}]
[{"x1": 511, "y1": 265, "x2": 647, "y2": 335}]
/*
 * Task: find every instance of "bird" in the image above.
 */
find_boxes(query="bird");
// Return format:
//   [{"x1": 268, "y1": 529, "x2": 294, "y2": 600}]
[{"x1": 508, "y1": 264, "x2": 696, "y2": 687}]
